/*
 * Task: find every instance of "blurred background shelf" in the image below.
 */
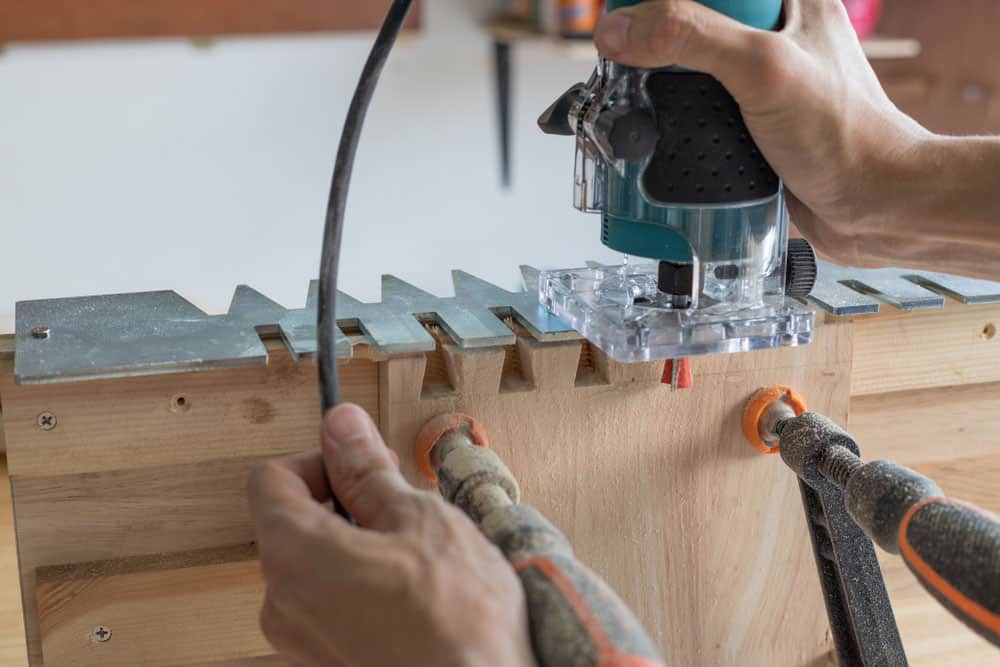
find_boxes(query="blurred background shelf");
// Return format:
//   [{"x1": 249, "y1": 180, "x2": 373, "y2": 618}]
[{"x1": 0, "y1": 0, "x2": 422, "y2": 44}]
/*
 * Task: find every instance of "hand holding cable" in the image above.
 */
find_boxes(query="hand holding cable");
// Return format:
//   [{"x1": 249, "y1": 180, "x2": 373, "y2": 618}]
[{"x1": 248, "y1": 405, "x2": 537, "y2": 667}]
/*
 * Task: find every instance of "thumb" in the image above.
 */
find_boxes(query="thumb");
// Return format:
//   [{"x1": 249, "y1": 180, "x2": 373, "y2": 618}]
[
  {"x1": 321, "y1": 404, "x2": 414, "y2": 531},
  {"x1": 595, "y1": 0, "x2": 793, "y2": 108}
]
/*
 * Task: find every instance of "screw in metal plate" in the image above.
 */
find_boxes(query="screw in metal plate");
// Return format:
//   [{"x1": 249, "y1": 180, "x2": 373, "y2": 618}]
[
  {"x1": 31, "y1": 326, "x2": 51, "y2": 340},
  {"x1": 37, "y1": 412, "x2": 57, "y2": 431},
  {"x1": 92, "y1": 626, "x2": 112, "y2": 643}
]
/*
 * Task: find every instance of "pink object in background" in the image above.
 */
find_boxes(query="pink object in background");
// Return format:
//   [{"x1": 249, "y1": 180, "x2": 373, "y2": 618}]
[{"x1": 843, "y1": 0, "x2": 884, "y2": 39}]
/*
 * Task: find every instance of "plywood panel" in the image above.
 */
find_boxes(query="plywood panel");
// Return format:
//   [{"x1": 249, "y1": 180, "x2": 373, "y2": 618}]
[
  {"x1": 850, "y1": 381, "x2": 1000, "y2": 465},
  {"x1": 378, "y1": 321, "x2": 854, "y2": 665},
  {"x1": 10, "y1": 454, "x2": 280, "y2": 666},
  {"x1": 0, "y1": 1, "x2": 420, "y2": 43},
  {"x1": 37, "y1": 550, "x2": 271, "y2": 667},
  {"x1": 3, "y1": 345, "x2": 377, "y2": 479},
  {"x1": 851, "y1": 303, "x2": 1000, "y2": 396},
  {"x1": 13, "y1": 456, "x2": 273, "y2": 569},
  {"x1": 3, "y1": 345, "x2": 377, "y2": 665}
]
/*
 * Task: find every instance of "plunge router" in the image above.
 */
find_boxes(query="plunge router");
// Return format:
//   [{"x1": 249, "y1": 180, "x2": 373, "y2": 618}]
[{"x1": 538, "y1": 0, "x2": 818, "y2": 363}]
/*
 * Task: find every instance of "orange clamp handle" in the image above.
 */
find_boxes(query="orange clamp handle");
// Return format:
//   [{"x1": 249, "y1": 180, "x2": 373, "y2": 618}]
[{"x1": 899, "y1": 497, "x2": 1000, "y2": 647}]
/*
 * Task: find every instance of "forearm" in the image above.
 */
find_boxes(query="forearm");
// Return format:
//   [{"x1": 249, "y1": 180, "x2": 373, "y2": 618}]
[{"x1": 863, "y1": 135, "x2": 1000, "y2": 280}]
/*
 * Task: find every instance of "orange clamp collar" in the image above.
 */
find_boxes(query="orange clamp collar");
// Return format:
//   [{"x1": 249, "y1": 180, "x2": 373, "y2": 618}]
[
  {"x1": 742, "y1": 386, "x2": 808, "y2": 455},
  {"x1": 414, "y1": 414, "x2": 490, "y2": 484}
]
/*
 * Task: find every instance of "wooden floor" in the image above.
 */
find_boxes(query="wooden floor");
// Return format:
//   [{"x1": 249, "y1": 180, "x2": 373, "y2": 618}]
[{"x1": 0, "y1": 452, "x2": 996, "y2": 666}]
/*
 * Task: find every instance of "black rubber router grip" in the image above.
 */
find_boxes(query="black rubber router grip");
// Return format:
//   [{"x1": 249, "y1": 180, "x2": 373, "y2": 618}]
[
  {"x1": 642, "y1": 71, "x2": 780, "y2": 206},
  {"x1": 900, "y1": 497, "x2": 1000, "y2": 647}
]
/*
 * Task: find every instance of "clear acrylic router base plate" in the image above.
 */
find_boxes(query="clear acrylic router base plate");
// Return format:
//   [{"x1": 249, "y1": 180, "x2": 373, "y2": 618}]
[{"x1": 539, "y1": 263, "x2": 815, "y2": 363}]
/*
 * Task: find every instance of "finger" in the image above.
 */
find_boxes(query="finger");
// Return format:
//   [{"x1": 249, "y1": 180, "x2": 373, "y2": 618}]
[
  {"x1": 248, "y1": 453, "x2": 360, "y2": 559},
  {"x1": 321, "y1": 404, "x2": 416, "y2": 531},
  {"x1": 262, "y1": 450, "x2": 332, "y2": 503},
  {"x1": 248, "y1": 451, "x2": 331, "y2": 521},
  {"x1": 595, "y1": 0, "x2": 796, "y2": 107},
  {"x1": 261, "y1": 595, "x2": 347, "y2": 667}
]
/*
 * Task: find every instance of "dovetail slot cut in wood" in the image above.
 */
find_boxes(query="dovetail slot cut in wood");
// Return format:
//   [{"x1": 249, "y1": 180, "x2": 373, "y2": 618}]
[
  {"x1": 421, "y1": 323, "x2": 456, "y2": 398},
  {"x1": 499, "y1": 317, "x2": 534, "y2": 393}
]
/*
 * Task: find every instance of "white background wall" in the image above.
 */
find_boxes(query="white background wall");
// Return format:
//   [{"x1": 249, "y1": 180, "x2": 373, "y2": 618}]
[{"x1": 0, "y1": 0, "x2": 618, "y2": 332}]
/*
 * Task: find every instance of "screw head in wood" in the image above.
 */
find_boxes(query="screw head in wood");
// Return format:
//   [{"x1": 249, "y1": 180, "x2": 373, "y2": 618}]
[
  {"x1": 31, "y1": 326, "x2": 50, "y2": 339},
  {"x1": 92, "y1": 625, "x2": 112, "y2": 642},
  {"x1": 36, "y1": 412, "x2": 57, "y2": 431},
  {"x1": 170, "y1": 394, "x2": 191, "y2": 413}
]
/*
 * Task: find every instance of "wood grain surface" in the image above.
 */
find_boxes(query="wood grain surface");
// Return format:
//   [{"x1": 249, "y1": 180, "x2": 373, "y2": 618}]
[
  {"x1": 376, "y1": 322, "x2": 853, "y2": 666},
  {"x1": 851, "y1": 302, "x2": 1000, "y2": 397},
  {"x1": 2, "y1": 342, "x2": 378, "y2": 479},
  {"x1": 37, "y1": 550, "x2": 271, "y2": 667},
  {"x1": 0, "y1": 1, "x2": 421, "y2": 43}
]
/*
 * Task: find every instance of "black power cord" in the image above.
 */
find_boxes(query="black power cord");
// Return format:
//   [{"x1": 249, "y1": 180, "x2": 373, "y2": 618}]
[
  {"x1": 318, "y1": 1, "x2": 414, "y2": 518},
  {"x1": 318, "y1": 0, "x2": 415, "y2": 412}
]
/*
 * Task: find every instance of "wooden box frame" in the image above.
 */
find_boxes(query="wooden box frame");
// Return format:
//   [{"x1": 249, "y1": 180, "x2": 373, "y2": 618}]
[{"x1": 2, "y1": 299, "x2": 1000, "y2": 665}]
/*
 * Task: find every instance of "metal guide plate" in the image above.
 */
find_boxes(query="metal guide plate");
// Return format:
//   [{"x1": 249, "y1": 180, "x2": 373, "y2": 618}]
[
  {"x1": 900, "y1": 271, "x2": 1000, "y2": 305},
  {"x1": 14, "y1": 268, "x2": 575, "y2": 385},
  {"x1": 16, "y1": 292, "x2": 269, "y2": 384},
  {"x1": 277, "y1": 281, "x2": 352, "y2": 361},
  {"x1": 809, "y1": 261, "x2": 1000, "y2": 315},
  {"x1": 452, "y1": 266, "x2": 577, "y2": 342},
  {"x1": 15, "y1": 262, "x2": 1000, "y2": 384}
]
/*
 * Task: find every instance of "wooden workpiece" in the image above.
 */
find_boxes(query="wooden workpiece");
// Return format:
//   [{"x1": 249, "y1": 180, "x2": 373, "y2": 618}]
[{"x1": 1, "y1": 298, "x2": 999, "y2": 666}]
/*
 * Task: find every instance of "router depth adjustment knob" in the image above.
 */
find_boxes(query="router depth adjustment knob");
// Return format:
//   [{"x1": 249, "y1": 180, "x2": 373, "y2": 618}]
[
  {"x1": 786, "y1": 238, "x2": 818, "y2": 298},
  {"x1": 597, "y1": 108, "x2": 659, "y2": 163}
]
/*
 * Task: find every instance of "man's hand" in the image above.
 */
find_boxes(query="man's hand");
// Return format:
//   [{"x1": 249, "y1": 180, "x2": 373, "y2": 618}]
[
  {"x1": 594, "y1": 0, "x2": 932, "y2": 269},
  {"x1": 248, "y1": 404, "x2": 536, "y2": 667}
]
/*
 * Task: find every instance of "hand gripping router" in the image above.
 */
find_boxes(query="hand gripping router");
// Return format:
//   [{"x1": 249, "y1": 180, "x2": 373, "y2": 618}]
[{"x1": 538, "y1": 0, "x2": 818, "y2": 362}]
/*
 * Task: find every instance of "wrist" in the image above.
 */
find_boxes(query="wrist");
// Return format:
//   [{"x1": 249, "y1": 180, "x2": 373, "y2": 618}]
[{"x1": 849, "y1": 114, "x2": 939, "y2": 266}]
